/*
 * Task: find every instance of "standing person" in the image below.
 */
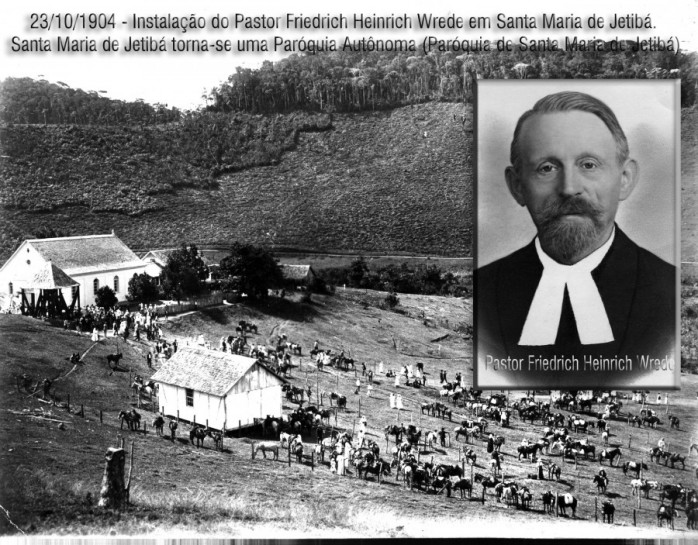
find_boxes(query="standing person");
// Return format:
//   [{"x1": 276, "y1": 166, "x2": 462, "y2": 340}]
[
  {"x1": 91, "y1": 327, "x2": 99, "y2": 342},
  {"x1": 487, "y1": 433, "x2": 495, "y2": 454},
  {"x1": 173, "y1": 339, "x2": 178, "y2": 353},
  {"x1": 354, "y1": 378, "x2": 361, "y2": 395},
  {"x1": 537, "y1": 458, "x2": 545, "y2": 480}
]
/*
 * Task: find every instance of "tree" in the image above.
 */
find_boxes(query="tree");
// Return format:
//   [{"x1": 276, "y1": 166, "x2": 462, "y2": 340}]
[
  {"x1": 348, "y1": 256, "x2": 369, "y2": 287},
  {"x1": 126, "y1": 273, "x2": 160, "y2": 304},
  {"x1": 95, "y1": 285, "x2": 117, "y2": 309},
  {"x1": 33, "y1": 226, "x2": 68, "y2": 239},
  {"x1": 160, "y1": 244, "x2": 209, "y2": 301},
  {"x1": 219, "y1": 242, "x2": 283, "y2": 300}
]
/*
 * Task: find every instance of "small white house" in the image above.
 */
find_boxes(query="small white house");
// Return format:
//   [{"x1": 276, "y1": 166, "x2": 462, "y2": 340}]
[
  {"x1": 0, "y1": 233, "x2": 146, "y2": 309},
  {"x1": 150, "y1": 346, "x2": 285, "y2": 430}
]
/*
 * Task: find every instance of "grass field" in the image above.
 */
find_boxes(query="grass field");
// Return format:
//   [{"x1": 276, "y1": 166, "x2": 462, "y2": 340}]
[{"x1": 0, "y1": 290, "x2": 696, "y2": 538}]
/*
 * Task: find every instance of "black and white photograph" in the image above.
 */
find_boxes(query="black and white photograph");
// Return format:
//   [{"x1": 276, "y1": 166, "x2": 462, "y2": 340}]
[
  {"x1": 475, "y1": 80, "x2": 680, "y2": 390},
  {"x1": 1, "y1": 0, "x2": 698, "y2": 540}
]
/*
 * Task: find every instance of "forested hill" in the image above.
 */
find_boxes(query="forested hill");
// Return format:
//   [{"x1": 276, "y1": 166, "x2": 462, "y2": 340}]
[
  {"x1": 0, "y1": 100, "x2": 471, "y2": 260},
  {"x1": 0, "y1": 47, "x2": 697, "y2": 262}
]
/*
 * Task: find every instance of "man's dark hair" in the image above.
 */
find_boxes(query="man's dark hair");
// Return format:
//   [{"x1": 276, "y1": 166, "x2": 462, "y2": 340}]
[{"x1": 510, "y1": 91, "x2": 630, "y2": 171}]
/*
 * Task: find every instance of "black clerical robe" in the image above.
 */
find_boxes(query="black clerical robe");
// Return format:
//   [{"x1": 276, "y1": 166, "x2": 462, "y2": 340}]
[{"x1": 475, "y1": 227, "x2": 677, "y2": 389}]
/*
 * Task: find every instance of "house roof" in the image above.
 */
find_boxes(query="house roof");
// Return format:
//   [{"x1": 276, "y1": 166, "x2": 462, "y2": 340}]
[
  {"x1": 150, "y1": 346, "x2": 283, "y2": 397},
  {"x1": 27, "y1": 262, "x2": 79, "y2": 289},
  {"x1": 141, "y1": 249, "x2": 217, "y2": 268},
  {"x1": 280, "y1": 264, "x2": 315, "y2": 281},
  {"x1": 25, "y1": 234, "x2": 144, "y2": 275}
]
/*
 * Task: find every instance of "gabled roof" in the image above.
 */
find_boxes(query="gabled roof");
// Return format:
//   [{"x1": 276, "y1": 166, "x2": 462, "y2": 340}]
[
  {"x1": 141, "y1": 249, "x2": 216, "y2": 268},
  {"x1": 19, "y1": 234, "x2": 144, "y2": 275},
  {"x1": 150, "y1": 346, "x2": 283, "y2": 396},
  {"x1": 280, "y1": 264, "x2": 315, "y2": 281},
  {"x1": 28, "y1": 262, "x2": 79, "y2": 289}
]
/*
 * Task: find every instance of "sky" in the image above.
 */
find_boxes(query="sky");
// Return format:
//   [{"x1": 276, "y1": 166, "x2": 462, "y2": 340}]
[{"x1": 1, "y1": 0, "x2": 696, "y2": 109}]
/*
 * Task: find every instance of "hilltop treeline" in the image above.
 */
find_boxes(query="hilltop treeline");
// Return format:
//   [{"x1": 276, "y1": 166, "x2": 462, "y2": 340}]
[
  {"x1": 207, "y1": 49, "x2": 698, "y2": 114},
  {"x1": 319, "y1": 257, "x2": 471, "y2": 297},
  {"x1": 2, "y1": 49, "x2": 696, "y2": 126},
  {"x1": 0, "y1": 77, "x2": 181, "y2": 125}
]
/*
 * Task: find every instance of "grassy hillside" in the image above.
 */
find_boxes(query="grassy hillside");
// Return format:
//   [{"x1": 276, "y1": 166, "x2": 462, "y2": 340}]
[
  {"x1": 0, "y1": 292, "x2": 696, "y2": 537},
  {"x1": 0, "y1": 102, "x2": 471, "y2": 260},
  {"x1": 1, "y1": 104, "x2": 696, "y2": 263}
]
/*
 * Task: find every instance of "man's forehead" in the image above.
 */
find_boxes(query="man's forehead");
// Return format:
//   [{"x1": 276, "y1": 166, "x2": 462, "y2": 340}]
[{"x1": 518, "y1": 110, "x2": 617, "y2": 160}]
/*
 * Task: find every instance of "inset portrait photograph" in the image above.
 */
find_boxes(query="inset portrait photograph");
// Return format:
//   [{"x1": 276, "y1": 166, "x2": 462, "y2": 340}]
[{"x1": 475, "y1": 80, "x2": 680, "y2": 390}]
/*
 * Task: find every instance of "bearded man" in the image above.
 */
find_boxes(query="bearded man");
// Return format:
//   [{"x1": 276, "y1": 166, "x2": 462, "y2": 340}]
[{"x1": 475, "y1": 90, "x2": 676, "y2": 389}]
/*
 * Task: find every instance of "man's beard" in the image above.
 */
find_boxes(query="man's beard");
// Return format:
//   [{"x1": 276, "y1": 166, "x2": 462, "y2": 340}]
[{"x1": 535, "y1": 197, "x2": 605, "y2": 263}]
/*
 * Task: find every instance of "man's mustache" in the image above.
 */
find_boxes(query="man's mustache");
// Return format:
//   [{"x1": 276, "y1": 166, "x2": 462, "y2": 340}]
[{"x1": 538, "y1": 197, "x2": 603, "y2": 226}]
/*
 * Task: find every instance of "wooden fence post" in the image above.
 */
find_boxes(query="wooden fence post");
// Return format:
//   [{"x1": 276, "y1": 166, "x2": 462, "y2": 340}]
[
  {"x1": 67, "y1": 393, "x2": 70, "y2": 411},
  {"x1": 251, "y1": 443, "x2": 255, "y2": 459},
  {"x1": 358, "y1": 397, "x2": 361, "y2": 418},
  {"x1": 595, "y1": 497, "x2": 598, "y2": 522},
  {"x1": 177, "y1": 410, "x2": 180, "y2": 423},
  {"x1": 633, "y1": 509, "x2": 636, "y2": 526},
  {"x1": 100, "y1": 410, "x2": 103, "y2": 424}
]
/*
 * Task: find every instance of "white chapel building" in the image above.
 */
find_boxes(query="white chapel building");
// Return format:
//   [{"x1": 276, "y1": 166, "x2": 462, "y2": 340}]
[{"x1": 0, "y1": 232, "x2": 146, "y2": 309}]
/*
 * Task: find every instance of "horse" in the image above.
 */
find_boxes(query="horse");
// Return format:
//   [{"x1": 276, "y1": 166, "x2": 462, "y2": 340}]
[
  {"x1": 541, "y1": 491, "x2": 556, "y2": 513},
  {"x1": 642, "y1": 415, "x2": 662, "y2": 428},
  {"x1": 518, "y1": 486, "x2": 533, "y2": 510},
  {"x1": 657, "y1": 505, "x2": 675, "y2": 530},
  {"x1": 434, "y1": 464, "x2": 463, "y2": 479},
  {"x1": 622, "y1": 461, "x2": 648, "y2": 478},
  {"x1": 168, "y1": 420, "x2": 177, "y2": 440},
  {"x1": 118, "y1": 409, "x2": 141, "y2": 431},
  {"x1": 253, "y1": 441, "x2": 280, "y2": 460},
  {"x1": 464, "y1": 448, "x2": 477, "y2": 466},
  {"x1": 517, "y1": 443, "x2": 542, "y2": 462},
  {"x1": 662, "y1": 452, "x2": 686, "y2": 469},
  {"x1": 548, "y1": 463, "x2": 561, "y2": 481},
  {"x1": 593, "y1": 474, "x2": 609, "y2": 493},
  {"x1": 291, "y1": 441, "x2": 303, "y2": 463},
  {"x1": 210, "y1": 431, "x2": 223, "y2": 450},
  {"x1": 189, "y1": 426, "x2": 209, "y2": 447},
  {"x1": 602, "y1": 500, "x2": 615, "y2": 523},
  {"x1": 556, "y1": 493, "x2": 577, "y2": 517},
  {"x1": 358, "y1": 459, "x2": 391, "y2": 482},
  {"x1": 661, "y1": 484, "x2": 685, "y2": 508},
  {"x1": 668, "y1": 415, "x2": 680, "y2": 429},
  {"x1": 649, "y1": 446, "x2": 665, "y2": 462},
  {"x1": 452, "y1": 478, "x2": 472, "y2": 498},
  {"x1": 385, "y1": 424, "x2": 405, "y2": 444},
  {"x1": 107, "y1": 353, "x2": 123, "y2": 368},
  {"x1": 598, "y1": 447, "x2": 622, "y2": 466},
  {"x1": 152, "y1": 415, "x2": 165, "y2": 436}
]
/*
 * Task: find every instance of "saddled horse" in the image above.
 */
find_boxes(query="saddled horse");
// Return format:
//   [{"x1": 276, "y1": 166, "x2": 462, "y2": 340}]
[
  {"x1": 598, "y1": 447, "x2": 622, "y2": 466},
  {"x1": 556, "y1": 493, "x2": 577, "y2": 517},
  {"x1": 452, "y1": 478, "x2": 472, "y2": 498},
  {"x1": 107, "y1": 353, "x2": 123, "y2": 367},
  {"x1": 649, "y1": 446, "x2": 665, "y2": 462},
  {"x1": 662, "y1": 451, "x2": 686, "y2": 469},
  {"x1": 189, "y1": 426, "x2": 209, "y2": 447},
  {"x1": 385, "y1": 424, "x2": 405, "y2": 444},
  {"x1": 657, "y1": 505, "x2": 675, "y2": 530},
  {"x1": 118, "y1": 409, "x2": 141, "y2": 431},
  {"x1": 622, "y1": 461, "x2": 648, "y2": 478},
  {"x1": 357, "y1": 458, "x2": 391, "y2": 482},
  {"x1": 168, "y1": 420, "x2": 178, "y2": 440}
]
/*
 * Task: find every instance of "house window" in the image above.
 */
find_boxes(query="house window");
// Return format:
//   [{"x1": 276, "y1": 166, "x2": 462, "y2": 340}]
[
  {"x1": 185, "y1": 388, "x2": 194, "y2": 407},
  {"x1": 8, "y1": 283, "x2": 12, "y2": 295},
  {"x1": 113, "y1": 276, "x2": 119, "y2": 293},
  {"x1": 93, "y1": 278, "x2": 99, "y2": 294}
]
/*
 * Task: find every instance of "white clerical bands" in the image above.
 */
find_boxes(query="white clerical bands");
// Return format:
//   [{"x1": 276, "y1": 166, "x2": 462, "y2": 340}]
[{"x1": 518, "y1": 232, "x2": 615, "y2": 346}]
